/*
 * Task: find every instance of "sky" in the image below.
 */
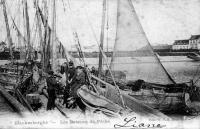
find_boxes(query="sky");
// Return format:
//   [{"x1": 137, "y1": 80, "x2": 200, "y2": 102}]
[{"x1": 0, "y1": 0, "x2": 200, "y2": 52}]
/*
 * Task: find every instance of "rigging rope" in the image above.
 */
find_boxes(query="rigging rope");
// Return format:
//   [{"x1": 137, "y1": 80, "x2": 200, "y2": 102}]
[
  {"x1": 106, "y1": 0, "x2": 109, "y2": 53},
  {"x1": 83, "y1": 1, "x2": 126, "y2": 108},
  {"x1": 128, "y1": 0, "x2": 176, "y2": 84},
  {"x1": 3, "y1": 1, "x2": 21, "y2": 44},
  {"x1": 191, "y1": 64, "x2": 200, "y2": 84},
  {"x1": 62, "y1": 0, "x2": 99, "y2": 94}
]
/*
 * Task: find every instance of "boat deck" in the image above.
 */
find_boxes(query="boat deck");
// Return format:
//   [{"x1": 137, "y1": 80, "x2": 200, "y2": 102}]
[{"x1": 0, "y1": 86, "x2": 27, "y2": 116}]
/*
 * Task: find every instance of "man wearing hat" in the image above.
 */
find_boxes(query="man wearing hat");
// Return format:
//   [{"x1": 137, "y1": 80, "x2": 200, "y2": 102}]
[
  {"x1": 68, "y1": 60, "x2": 76, "y2": 83},
  {"x1": 46, "y1": 70, "x2": 59, "y2": 110}
]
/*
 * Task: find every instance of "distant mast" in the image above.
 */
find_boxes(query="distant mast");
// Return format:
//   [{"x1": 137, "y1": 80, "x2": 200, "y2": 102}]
[
  {"x1": 35, "y1": 0, "x2": 42, "y2": 60},
  {"x1": 98, "y1": 0, "x2": 107, "y2": 78},
  {"x1": 23, "y1": 0, "x2": 31, "y2": 60},
  {"x1": 2, "y1": 0, "x2": 13, "y2": 62},
  {"x1": 51, "y1": 0, "x2": 57, "y2": 72}
]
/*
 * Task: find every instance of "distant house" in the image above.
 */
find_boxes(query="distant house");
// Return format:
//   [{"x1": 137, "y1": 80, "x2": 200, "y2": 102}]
[
  {"x1": 189, "y1": 35, "x2": 200, "y2": 49},
  {"x1": 172, "y1": 40, "x2": 190, "y2": 50}
]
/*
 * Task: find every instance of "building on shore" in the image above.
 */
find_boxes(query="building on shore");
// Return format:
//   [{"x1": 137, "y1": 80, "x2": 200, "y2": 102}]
[
  {"x1": 172, "y1": 35, "x2": 200, "y2": 50},
  {"x1": 172, "y1": 40, "x2": 190, "y2": 50},
  {"x1": 189, "y1": 35, "x2": 200, "y2": 49}
]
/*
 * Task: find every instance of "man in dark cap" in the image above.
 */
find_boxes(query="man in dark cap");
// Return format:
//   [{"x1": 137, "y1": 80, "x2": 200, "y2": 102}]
[
  {"x1": 90, "y1": 66, "x2": 98, "y2": 84},
  {"x1": 68, "y1": 60, "x2": 76, "y2": 83},
  {"x1": 46, "y1": 70, "x2": 59, "y2": 110}
]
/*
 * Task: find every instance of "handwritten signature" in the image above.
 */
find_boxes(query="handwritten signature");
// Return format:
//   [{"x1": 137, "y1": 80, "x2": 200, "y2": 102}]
[{"x1": 114, "y1": 116, "x2": 166, "y2": 129}]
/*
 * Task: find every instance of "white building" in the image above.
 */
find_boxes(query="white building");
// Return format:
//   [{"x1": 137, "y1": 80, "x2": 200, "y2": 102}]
[
  {"x1": 189, "y1": 35, "x2": 200, "y2": 49},
  {"x1": 172, "y1": 40, "x2": 190, "y2": 50}
]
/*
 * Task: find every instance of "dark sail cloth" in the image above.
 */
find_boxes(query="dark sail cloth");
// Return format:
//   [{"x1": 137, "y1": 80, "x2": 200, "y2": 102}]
[
  {"x1": 70, "y1": 71, "x2": 86, "y2": 98},
  {"x1": 46, "y1": 75, "x2": 59, "y2": 110},
  {"x1": 70, "y1": 71, "x2": 86, "y2": 112}
]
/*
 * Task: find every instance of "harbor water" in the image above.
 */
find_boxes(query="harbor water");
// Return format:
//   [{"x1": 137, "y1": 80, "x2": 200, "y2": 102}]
[{"x1": 84, "y1": 56, "x2": 200, "y2": 86}]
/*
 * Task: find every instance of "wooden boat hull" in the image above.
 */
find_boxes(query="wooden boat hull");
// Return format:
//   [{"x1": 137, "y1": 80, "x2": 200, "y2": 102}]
[
  {"x1": 90, "y1": 76, "x2": 190, "y2": 114},
  {"x1": 77, "y1": 85, "x2": 128, "y2": 117},
  {"x1": 128, "y1": 89, "x2": 188, "y2": 113},
  {"x1": 0, "y1": 72, "x2": 31, "y2": 92},
  {"x1": 187, "y1": 55, "x2": 200, "y2": 61},
  {"x1": 90, "y1": 75, "x2": 169, "y2": 118},
  {"x1": 0, "y1": 64, "x2": 39, "y2": 112}
]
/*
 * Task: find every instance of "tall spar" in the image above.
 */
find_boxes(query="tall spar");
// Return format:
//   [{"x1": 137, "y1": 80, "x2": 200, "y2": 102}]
[
  {"x1": 23, "y1": 0, "x2": 31, "y2": 60},
  {"x1": 2, "y1": 0, "x2": 13, "y2": 62},
  {"x1": 51, "y1": 0, "x2": 57, "y2": 72},
  {"x1": 98, "y1": 0, "x2": 107, "y2": 78}
]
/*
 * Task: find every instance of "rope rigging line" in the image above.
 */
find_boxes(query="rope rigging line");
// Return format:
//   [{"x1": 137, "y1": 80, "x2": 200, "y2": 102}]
[
  {"x1": 191, "y1": 64, "x2": 200, "y2": 83},
  {"x1": 83, "y1": 1, "x2": 126, "y2": 108},
  {"x1": 128, "y1": 0, "x2": 176, "y2": 85},
  {"x1": 30, "y1": 12, "x2": 38, "y2": 49},
  {"x1": 193, "y1": 74, "x2": 200, "y2": 85},
  {"x1": 106, "y1": 0, "x2": 109, "y2": 53},
  {"x1": 61, "y1": 0, "x2": 99, "y2": 95},
  {"x1": 35, "y1": 2, "x2": 70, "y2": 65},
  {"x1": 64, "y1": 0, "x2": 85, "y2": 64},
  {"x1": 3, "y1": 1, "x2": 21, "y2": 44}
]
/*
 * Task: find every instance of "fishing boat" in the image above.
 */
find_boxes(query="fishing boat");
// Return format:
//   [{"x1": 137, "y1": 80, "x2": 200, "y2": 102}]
[
  {"x1": 95, "y1": 0, "x2": 200, "y2": 114},
  {"x1": 187, "y1": 52, "x2": 200, "y2": 61},
  {"x1": 0, "y1": 0, "x2": 48, "y2": 113}
]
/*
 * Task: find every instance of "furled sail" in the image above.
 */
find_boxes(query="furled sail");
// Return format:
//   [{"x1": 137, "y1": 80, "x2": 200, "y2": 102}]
[{"x1": 110, "y1": 0, "x2": 174, "y2": 84}]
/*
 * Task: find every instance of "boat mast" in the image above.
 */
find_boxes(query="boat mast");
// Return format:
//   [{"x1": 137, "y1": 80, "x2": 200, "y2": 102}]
[
  {"x1": 106, "y1": 0, "x2": 109, "y2": 53},
  {"x1": 2, "y1": 0, "x2": 14, "y2": 62},
  {"x1": 98, "y1": 0, "x2": 107, "y2": 78},
  {"x1": 23, "y1": 0, "x2": 31, "y2": 60},
  {"x1": 51, "y1": 0, "x2": 56, "y2": 72},
  {"x1": 17, "y1": 0, "x2": 21, "y2": 54},
  {"x1": 35, "y1": 0, "x2": 42, "y2": 60},
  {"x1": 42, "y1": 0, "x2": 50, "y2": 72}
]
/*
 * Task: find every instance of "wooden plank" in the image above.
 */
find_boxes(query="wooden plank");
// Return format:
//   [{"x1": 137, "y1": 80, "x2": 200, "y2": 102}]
[{"x1": 0, "y1": 86, "x2": 27, "y2": 114}]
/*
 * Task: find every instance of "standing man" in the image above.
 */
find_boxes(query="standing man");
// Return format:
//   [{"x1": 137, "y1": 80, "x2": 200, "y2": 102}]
[
  {"x1": 68, "y1": 60, "x2": 76, "y2": 83},
  {"x1": 46, "y1": 70, "x2": 59, "y2": 110},
  {"x1": 90, "y1": 66, "x2": 98, "y2": 84},
  {"x1": 63, "y1": 60, "x2": 76, "y2": 108}
]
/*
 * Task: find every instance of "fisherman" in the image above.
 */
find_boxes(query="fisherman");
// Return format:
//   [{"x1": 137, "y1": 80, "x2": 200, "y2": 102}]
[
  {"x1": 91, "y1": 66, "x2": 98, "y2": 76},
  {"x1": 90, "y1": 66, "x2": 98, "y2": 84},
  {"x1": 63, "y1": 60, "x2": 76, "y2": 108},
  {"x1": 68, "y1": 60, "x2": 76, "y2": 83},
  {"x1": 69, "y1": 66, "x2": 86, "y2": 112},
  {"x1": 46, "y1": 70, "x2": 59, "y2": 110}
]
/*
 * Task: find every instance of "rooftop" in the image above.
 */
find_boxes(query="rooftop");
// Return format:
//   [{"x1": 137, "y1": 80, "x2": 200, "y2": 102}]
[
  {"x1": 190, "y1": 35, "x2": 200, "y2": 40},
  {"x1": 173, "y1": 40, "x2": 189, "y2": 45}
]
